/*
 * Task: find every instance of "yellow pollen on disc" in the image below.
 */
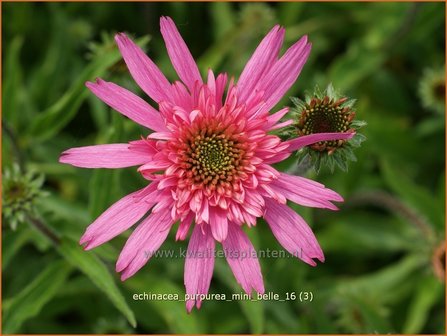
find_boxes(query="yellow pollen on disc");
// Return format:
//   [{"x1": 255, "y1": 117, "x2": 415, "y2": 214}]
[{"x1": 184, "y1": 131, "x2": 243, "y2": 187}]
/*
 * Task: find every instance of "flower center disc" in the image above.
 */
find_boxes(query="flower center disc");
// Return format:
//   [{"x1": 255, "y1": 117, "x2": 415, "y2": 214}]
[
  {"x1": 178, "y1": 125, "x2": 246, "y2": 191},
  {"x1": 297, "y1": 97, "x2": 354, "y2": 152}
]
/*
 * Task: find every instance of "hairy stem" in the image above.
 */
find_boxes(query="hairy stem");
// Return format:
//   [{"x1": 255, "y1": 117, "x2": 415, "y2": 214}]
[
  {"x1": 347, "y1": 190, "x2": 434, "y2": 240},
  {"x1": 26, "y1": 214, "x2": 60, "y2": 246}
]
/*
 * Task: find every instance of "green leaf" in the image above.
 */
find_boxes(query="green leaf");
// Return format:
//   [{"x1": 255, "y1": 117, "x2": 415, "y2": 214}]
[
  {"x1": 38, "y1": 195, "x2": 90, "y2": 225},
  {"x1": 57, "y1": 238, "x2": 136, "y2": 328},
  {"x1": 329, "y1": 42, "x2": 385, "y2": 90},
  {"x1": 3, "y1": 260, "x2": 72, "y2": 333},
  {"x1": 214, "y1": 259, "x2": 264, "y2": 333},
  {"x1": 27, "y1": 36, "x2": 150, "y2": 142},
  {"x1": 336, "y1": 255, "x2": 424, "y2": 303},
  {"x1": 2, "y1": 36, "x2": 24, "y2": 127},
  {"x1": 2, "y1": 228, "x2": 33, "y2": 270},
  {"x1": 403, "y1": 275, "x2": 443, "y2": 333},
  {"x1": 88, "y1": 92, "x2": 109, "y2": 131},
  {"x1": 88, "y1": 113, "x2": 124, "y2": 219},
  {"x1": 318, "y1": 213, "x2": 415, "y2": 255},
  {"x1": 381, "y1": 160, "x2": 443, "y2": 231},
  {"x1": 210, "y1": 2, "x2": 235, "y2": 39},
  {"x1": 338, "y1": 295, "x2": 392, "y2": 333}
]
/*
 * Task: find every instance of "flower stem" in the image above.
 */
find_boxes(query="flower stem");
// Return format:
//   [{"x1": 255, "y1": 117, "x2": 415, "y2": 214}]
[
  {"x1": 2, "y1": 121, "x2": 25, "y2": 172},
  {"x1": 2, "y1": 121, "x2": 60, "y2": 245},
  {"x1": 26, "y1": 214, "x2": 60, "y2": 246},
  {"x1": 347, "y1": 190, "x2": 434, "y2": 240}
]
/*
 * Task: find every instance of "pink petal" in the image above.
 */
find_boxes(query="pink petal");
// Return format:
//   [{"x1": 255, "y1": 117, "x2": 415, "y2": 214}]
[
  {"x1": 176, "y1": 212, "x2": 194, "y2": 241},
  {"x1": 209, "y1": 207, "x2": 228, "y2": 242},
  {"x1": 260, "y1": 184, "x2": 287, "y2": 204},
  {"x1": 263, "y1": 107, "x2": 289, "y2": 129},
  {"x1": 116, "y1": 208, "x2": 173, "y2": 280},
  {"x1": 185, "y1": 224, "x2": 215, "y2": 312},
  {"x1": 207, "y1": 69, "x2": 227, "y2": 109},
  {"x1": 215, "y1": 73, "x2": 228, "y2": 110},
  {"x1": 269, "y1": 174, "x2": 342, "y2": 210},
  {"x1": 279, "y1": 173, "x2": 343, "y2": 202},
  {"x1": 269, "y1": 185, "x2": 337, "y2": 210},
  {"x1": 115, "y1": 33, "x2": 172, "y2": 103},
  {"x1": 86, "y1": 79, "x2": 167, "y2": 131},
  {"x1": 128, "y1": 139, "x2": 158, "y2": 157},
  {"x1": 147, "y1": 131, "x2": 174, "y2": 140},
  {"x1": 157, "y1": 176, "x2": 178, "y2": 190},
  {"x1": 59, "y1": 143, "x2": 150, "y2": 168},
  {"x1": 196, "y1": 196, "x2": 209, "y2": 224},
  {"x1": 160, "y1": 16, "x2": 202, "y2": 92},
  {"x1": 137, "y1": 160, "x2": 171, "y2": 174},
  {"x1": 237, "y1": 25, "x2": 285, "y2": 103},
  {"x1": 287, "y1": 132, "x2": 355, "y2": 152},
  {"x1": 270, "y1": 120, "x2": 294, "y2": 130},
  {"x1": 222, "y1": 223, "x2": 265, "y2": 295},
  {"x1": 170, "y1": 81, "x2": 193, "y2": 112},
  {"x1": 80, "y1": 185, "x2": 158, "y2": 250},
  {"x1": 259, "y1": 36, "x2": 311, "y2": 111},
  {"x1": 151, "y1": 192, "x2": 176, "y2": 214},
  {"x1": 264, "y1": 199, "x2": 324, "y2": 266}
]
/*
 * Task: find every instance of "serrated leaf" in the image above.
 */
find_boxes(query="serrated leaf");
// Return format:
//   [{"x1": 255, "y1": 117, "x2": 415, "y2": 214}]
[
  {"x1": 3, "y1": 260, "x2": 72, "y2": 333},
  {"x1": 57, "y1": 238, "x2": 136, "y2": 328}
]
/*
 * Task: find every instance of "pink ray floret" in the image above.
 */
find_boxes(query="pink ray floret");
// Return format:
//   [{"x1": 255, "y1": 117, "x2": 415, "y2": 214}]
[{"x1": 59, "y1": 16, "x2": 354, "y2": 312}]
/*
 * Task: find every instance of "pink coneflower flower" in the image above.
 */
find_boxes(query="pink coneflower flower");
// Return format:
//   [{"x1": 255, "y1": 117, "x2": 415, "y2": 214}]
[{"x1": 60, "y1": 17, "x2": 353, "y2": 312}]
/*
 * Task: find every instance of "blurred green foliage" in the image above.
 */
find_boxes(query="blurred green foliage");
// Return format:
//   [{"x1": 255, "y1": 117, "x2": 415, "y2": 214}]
[{"x1": 2, "y1": 2, "x2": 445, "y2": 334}]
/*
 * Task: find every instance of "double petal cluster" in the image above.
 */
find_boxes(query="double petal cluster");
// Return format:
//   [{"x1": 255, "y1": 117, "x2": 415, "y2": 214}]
[{"x1": 60, "y1": 17, "x2": 353, "y2": 312}]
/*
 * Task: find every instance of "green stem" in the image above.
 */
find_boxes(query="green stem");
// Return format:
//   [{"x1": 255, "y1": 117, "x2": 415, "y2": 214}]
[
  {"x1": 26, "y1": 214, "x2": 60, "y2": 246},
  {"x1": 2, "y1": 121, "x2": 60, "y2": 245},
  {"x1": 2, "y1": 121, "x2": 25, "y2": 173},
  {"x1": 347, "y1": 190, "x2": 434, "y2": 241}
]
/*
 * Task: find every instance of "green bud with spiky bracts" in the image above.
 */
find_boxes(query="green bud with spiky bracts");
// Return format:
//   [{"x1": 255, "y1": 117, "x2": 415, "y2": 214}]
[
  {"x1": 2, "y1": 164, "x2": 48, "y2": 230},
  {"x1": 287, "y1": 84, "x2": 366, "y2": 173}
]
